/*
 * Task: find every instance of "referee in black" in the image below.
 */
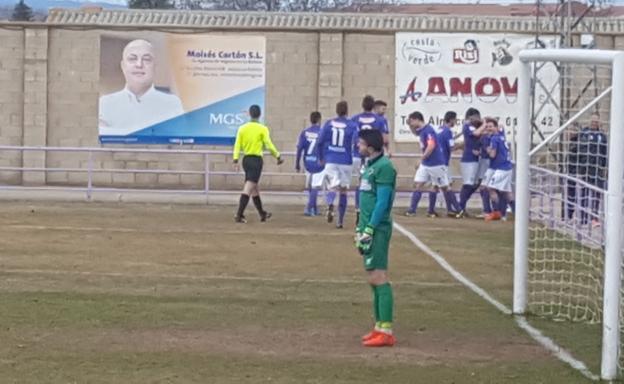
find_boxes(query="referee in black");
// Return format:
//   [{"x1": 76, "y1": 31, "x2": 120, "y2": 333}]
[{"x1": 232, "y1": 105, "x2": 283, "y2": 223}]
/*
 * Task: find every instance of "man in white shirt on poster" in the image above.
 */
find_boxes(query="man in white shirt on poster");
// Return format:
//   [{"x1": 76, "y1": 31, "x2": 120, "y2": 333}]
[{"x1": 99, "y1": 39, "x2": 184, "y2": 136}]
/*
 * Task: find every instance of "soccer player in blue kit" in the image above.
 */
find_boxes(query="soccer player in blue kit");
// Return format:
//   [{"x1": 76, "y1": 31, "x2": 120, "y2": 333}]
[
  {"x1": 295, "y1": 111, "x2": 324, "y2": 216},
  {"x1": 477, "y1": 128, "x2": 494, "y2": 218},
  {"x1": 405, "y1": 112, "x2": 455, "y2": 217},
  {"x1": 352, "y1": 95, "x2": 389, "y2": 225},
  {"x1": 456, "y1": 108, "x2": 488, "y2": 218},
  {"x1": 484, "y1": 118, "x2": 514, "y2": 221},
  {"x1": 431, "y1": 111, "x2": 460, "y2": 215},
  {"x1": 318, "y1": 101, "x2": 359, "y2": 229}
]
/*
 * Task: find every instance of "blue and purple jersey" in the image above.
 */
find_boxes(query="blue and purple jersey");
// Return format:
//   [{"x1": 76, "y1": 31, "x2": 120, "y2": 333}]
[
  {"x1": 437, "y1": 124, "x2": 454, "y2": 166},
  {"x1": 296, "y1": 125, "x2": 324, "y2": 174},
  {"x1": 489, "y1": 134, "x2": 513, "y2": 171},
  {"x1": 480, "y1": 133, "x2": 492, "y2": 158},
  {"x1": 318, "y1": 116, "x2": 358, "y2": 165},
  {"x1": 461, "y1": 122, "x2": 482, "y2": 163},
  {"x1": 351, "y1": 112, "x2": 389, "y2": 159},
  {"x1": 351, "y1": 112, "x2": 389, "y2": 134},
  {"x1": 417, "y1": 124, "x2": 446, "y2": 167},
  {"x1": 378, "y1": 115, "x2": 390, "y2": 135}
]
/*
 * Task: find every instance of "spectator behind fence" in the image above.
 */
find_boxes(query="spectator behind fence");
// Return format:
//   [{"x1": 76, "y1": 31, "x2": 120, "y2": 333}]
[{"x1": 566, "y1": 113, "x2": 608, "y2": 227}]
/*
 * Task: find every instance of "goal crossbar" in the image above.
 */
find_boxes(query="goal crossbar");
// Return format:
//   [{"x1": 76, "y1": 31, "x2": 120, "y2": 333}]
[{"x1": 514, "y1": 48, "x2": 624, "y2": 380}]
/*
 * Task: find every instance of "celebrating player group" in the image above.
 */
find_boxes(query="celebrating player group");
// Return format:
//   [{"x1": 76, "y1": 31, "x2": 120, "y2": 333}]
[
  {"x1": 294, "y1": 99, "x2": 515, "y2": 226},
  {"x1": 405, "y1": 107, "x2": 515, "y2": 221}
]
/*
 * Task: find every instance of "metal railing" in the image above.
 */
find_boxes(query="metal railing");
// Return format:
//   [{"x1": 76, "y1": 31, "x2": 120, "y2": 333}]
[{"x1": 0, "y1": 145, "x2": 465, "y2": 200}]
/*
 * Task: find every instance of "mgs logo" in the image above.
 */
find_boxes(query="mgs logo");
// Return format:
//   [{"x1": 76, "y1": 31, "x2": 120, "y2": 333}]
[
  {"x1": 401, "y1": 38, "x2": 442, "y2": 66},
  {"x1": 453, "y1": 39, "x2": 479, "y2": 64}
]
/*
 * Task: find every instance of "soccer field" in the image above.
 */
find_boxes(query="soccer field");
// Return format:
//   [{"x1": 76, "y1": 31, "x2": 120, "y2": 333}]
[{"x1": 0, "y1": 201, "x2": 600, "y2": 383}]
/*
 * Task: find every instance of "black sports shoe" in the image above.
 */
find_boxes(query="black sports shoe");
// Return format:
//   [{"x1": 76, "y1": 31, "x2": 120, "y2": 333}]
[
  {"x1": 260, "y1": 211, "x2": 272, "y2": 222},
  {"x1": 336, "y1": 222, "x2": 343, "y2": 229},
  {"x1": 326, "y1": 205, "x2": 334, "y2": 223},
  {"x1": 234, "y1": 215, "x2": 247, "y2": 223}
]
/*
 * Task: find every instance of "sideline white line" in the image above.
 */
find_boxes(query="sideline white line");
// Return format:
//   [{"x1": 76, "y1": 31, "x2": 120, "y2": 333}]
[
  {"x1": 0, "y1": 268, "x2": 459, "y2": 288},
  {"x1": 393, "y1": 221, "x2": 600, "y2": 382}
]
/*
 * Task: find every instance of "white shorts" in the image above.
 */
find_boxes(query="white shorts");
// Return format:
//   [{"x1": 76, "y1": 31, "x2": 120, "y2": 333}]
[
  {"x1": 414, "y1": 165, "x2": 450, "y2": 187},
  {"x1": 460, "y1": 162, "x2": 479, "y2": 185},
  {"x1": 487, "y1": 169, "x2": 513, "y2": 192},
  {"x1": 306, "y1": 171, "x2": 326, "y2": 189},
  {"x1": 483, "y1": 168, "x2": 494, "y2": 187},
  {"x1": 446, "y1": 166, "x2": 455, "y2": 185},
  {"x1": 324, "y1": 163, "x2": 352, "y2": 189},
  {"x1": 460, "y1": 160, "x2": 489, "y2": 185}
]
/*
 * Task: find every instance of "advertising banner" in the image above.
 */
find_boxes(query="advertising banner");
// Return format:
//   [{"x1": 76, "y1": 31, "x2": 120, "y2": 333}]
[
  {"x1": 99, "y1": 33, "x2": 266, "y2": 145},
  {"x1": 395, "y1": 33, "x2": 559, "y2": 143}
]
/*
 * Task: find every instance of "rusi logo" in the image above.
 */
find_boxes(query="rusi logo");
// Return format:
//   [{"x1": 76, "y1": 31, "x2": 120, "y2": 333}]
[
  {"x1": 453, "y1": 39, "x2": 479, "y2": 64},
  {"x1": 401, "y1": 38, "x2": 441, "y2": 65},
  {"x1": 492, "y1": 39, "x2": 513, "y2": 67}
]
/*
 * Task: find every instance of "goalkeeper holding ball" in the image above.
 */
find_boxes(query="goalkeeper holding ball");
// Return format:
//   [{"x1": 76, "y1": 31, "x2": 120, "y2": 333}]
[{"x1": 355, "y1": 129, "x2": 397, "y2": 347}]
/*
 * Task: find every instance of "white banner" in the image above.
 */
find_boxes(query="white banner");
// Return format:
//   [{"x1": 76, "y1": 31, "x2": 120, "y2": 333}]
[{"x1": 394, "y1": 33, "x2": 559, "y2": 144}]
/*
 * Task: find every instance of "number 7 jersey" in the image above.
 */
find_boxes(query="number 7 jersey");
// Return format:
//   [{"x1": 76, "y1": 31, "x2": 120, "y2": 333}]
[
  {"x1": 318, "y1": 116, "x2": 359, "y2": 165},
  {"x1": 296, "y1": 124, "x2": 324, "y2": 174}
]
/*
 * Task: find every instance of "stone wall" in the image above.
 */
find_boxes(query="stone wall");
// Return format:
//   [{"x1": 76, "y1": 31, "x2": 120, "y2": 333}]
[
  {"x1": 1, "y1": 21, "x2": 623, "y2": 192},
  {"x1": 0, "y1": 29, "x2": 25, "y2": 184}
]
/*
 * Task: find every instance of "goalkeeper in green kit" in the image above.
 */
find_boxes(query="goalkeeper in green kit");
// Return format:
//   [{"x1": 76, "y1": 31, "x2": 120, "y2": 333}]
[{"x1": 355, "y1": 129, "x2": 397, "y2": 347}]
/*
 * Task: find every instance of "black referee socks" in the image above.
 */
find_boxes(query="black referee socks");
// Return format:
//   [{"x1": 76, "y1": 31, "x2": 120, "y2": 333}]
[
  {"x1": 252, "y1": 196, "x2": 264, "y2": 215},
  {"x1": 237, "y1": 194, "x2": 250, "y2": 218}
]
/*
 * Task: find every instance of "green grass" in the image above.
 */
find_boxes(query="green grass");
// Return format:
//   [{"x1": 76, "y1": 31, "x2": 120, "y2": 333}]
[{"x1": 0, "y1": 202, "x2": 605, "y2": 383}]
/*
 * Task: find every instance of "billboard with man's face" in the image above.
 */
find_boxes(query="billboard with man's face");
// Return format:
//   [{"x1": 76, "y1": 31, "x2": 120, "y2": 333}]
[{"x1": 98, "y1": 32, "x2": 266, "y2": 145}]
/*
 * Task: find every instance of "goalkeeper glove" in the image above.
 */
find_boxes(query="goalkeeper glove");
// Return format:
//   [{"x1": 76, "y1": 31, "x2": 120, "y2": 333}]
[{"x1": 356, "y1": 226, "x2": 374, "y2": 255}]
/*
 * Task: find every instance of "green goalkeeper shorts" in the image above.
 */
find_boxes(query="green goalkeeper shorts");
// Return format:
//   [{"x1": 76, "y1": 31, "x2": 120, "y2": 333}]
[{"x1": 362, "y1": 223, "x2": 392, "y2": 271}]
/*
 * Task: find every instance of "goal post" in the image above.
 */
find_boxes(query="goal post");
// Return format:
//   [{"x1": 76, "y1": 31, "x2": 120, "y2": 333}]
[{"x1": 514, "y1": 49, "x2": 624, "y2": 380}]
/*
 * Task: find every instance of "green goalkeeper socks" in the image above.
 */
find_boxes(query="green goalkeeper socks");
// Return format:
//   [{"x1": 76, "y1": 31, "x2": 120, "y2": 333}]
[
  {"x1": 376, "y1": 282, "x2": 394, "y2": 323},
  {"x1": 371, "y1": 285, "x2": 380, "y2": 323}
]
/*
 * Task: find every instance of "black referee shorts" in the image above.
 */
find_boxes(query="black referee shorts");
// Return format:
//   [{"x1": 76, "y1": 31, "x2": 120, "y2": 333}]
[{"x1": 242, "y1": 155, "x2": 263, "y2": 183}]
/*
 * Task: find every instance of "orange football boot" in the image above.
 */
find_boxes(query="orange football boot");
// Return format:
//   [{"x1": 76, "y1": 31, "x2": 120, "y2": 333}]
[
  {"x1": 485, "y1": 211, "x2": 502, "y2": 221},
  {"x1": 362, "y1": 332, "x2": 396, "y2": 347},
  {"x1": 361, "y1": 330, "x2": 382, "y2": 342}
]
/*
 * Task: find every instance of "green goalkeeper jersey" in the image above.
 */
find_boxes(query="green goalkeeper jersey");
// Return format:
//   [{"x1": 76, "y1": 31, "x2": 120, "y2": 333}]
[{"x1": 358, "y1": 154, "x2": 397, "y2": 232}]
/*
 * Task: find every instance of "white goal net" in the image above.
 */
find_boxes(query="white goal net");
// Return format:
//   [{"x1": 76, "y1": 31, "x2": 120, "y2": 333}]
[
  {"x1": 527, "y1": 61, "x2": 609, "y2": 324},
  {"x1": 514, "y1": 49, "x2": 624, "y2": 380}
]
